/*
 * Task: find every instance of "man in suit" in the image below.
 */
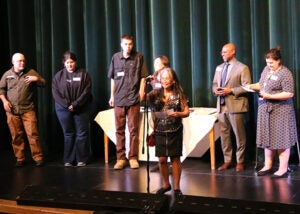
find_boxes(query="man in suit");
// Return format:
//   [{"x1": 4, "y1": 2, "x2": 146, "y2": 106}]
[{"x1": 212, "y1": 43, "x2": 252, "y2": 172}]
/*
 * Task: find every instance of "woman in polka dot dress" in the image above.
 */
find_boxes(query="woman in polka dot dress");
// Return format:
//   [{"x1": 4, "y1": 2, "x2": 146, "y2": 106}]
[{"x1": 249, "y1": 46, "x2": 297, "y2": 178}]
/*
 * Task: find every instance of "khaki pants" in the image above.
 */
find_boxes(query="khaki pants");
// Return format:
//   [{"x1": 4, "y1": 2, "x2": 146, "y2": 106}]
[
  {"x1": 218, "y1": 105, "x2": 246, "y2": 163},
  {"x1": 6, "y1": 110, "x2": 43, "y2": 162}
]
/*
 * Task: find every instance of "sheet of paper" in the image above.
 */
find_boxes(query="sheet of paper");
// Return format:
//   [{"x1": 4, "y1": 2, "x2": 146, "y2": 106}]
[
  {"x1": 153, "y1": 109, "x2": 174, "y2": 118},
  {"x1": 241, "y1": 85, "x2": 256, "y2": 93}
]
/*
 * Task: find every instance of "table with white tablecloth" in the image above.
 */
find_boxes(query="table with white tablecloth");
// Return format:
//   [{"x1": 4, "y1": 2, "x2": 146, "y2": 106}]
[{"x1": 94, "y1": 107, "x2": 220, "y2": 169}]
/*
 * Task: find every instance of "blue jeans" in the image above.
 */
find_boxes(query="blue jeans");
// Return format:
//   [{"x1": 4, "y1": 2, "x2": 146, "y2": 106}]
[{"x1": 55, "y1": 103, "x2": 90, "y2": 164}]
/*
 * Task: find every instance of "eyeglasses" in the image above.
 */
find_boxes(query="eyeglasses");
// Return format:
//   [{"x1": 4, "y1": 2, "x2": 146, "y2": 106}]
[{"x1": 220, "y1": 51, "x2": 229, "y2": 55}]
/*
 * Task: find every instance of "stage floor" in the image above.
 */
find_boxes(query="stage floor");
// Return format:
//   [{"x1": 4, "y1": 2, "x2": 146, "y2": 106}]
[{"x1": 1, "y1": 148, "x2": 300, "y2": 213}]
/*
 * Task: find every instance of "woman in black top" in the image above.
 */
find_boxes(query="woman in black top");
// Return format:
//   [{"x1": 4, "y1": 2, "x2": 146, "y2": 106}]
[
  {"x1": 52, "y1": 51, "x2": 92, "y2": 167},
  {"x1": 147, "y1": 67, "x2": 189, "y2": 200}
]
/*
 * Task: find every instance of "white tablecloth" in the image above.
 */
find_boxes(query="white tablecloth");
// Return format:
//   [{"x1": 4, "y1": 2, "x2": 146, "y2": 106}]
[{"x1": 94, "y1": 107, "x2": 219, "y2": 162}]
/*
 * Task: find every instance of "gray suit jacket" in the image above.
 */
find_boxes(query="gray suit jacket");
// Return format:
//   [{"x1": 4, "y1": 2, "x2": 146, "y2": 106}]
[{"x1": 212, "y1": 59, "x2": 252, "y2": 113}]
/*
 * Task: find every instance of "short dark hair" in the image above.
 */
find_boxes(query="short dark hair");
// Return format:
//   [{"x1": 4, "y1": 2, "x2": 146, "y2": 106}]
[{"x1": 62, "y1": 51, "x2": 77, "y2": 63}]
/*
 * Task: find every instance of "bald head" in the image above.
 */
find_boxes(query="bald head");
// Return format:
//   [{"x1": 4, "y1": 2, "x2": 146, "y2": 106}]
[
  {"x1": 224, "y1": 43, "x2": 236, "y2": 52},
  {"x1": 12, "y1": 53, "x2": 26, "y2": 73},
  {"x1": 221, "y1": 43, "x2": 236, "y2": 62}
]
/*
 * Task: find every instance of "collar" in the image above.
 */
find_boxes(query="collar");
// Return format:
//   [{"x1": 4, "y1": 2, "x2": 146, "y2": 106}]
[
  {"x1": 12, "y1": 67, "x2": 24, "y2": 77},
  {"x1": 119, "y1": 51, "x2": 135, "y2": 60},
  {"x1": 226, "y1": 58, "x2": 237, "y2": 66}
]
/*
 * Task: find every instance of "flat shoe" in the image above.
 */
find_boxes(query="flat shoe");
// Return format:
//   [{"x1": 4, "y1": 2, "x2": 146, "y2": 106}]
[
  {"x1": 174, "y1": 189, "x2": 185, "y2": 201},
  {"x1": 256, "y1": 169, "x2": 272, "y2": 176},
  {"x1": 271, "y1": 172, "x2": 288, "y2": 179},
  {"x1": 156, "y1": 185, "x2": 171, "y2": 194}
]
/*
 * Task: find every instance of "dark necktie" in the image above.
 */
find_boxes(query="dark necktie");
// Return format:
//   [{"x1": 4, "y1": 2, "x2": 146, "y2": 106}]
[{"x1": 220, "y1": 63, "x2": 229, "y2": 105}]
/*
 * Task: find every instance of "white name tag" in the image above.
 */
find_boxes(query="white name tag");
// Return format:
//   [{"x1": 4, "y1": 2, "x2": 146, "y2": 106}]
[
  {"x1": 73, "y1": 77, "x2": 81, "y2": 81},
  {"x1": 271, "y1": 75, "x2": 278, "y2": 81},
  {"x1": 6, "y1": 75, "x2": 15, "y2": 79},
  {"x1": 117, "y1": 72, "x2": 125, "y2": 77},
  {"x1": 216, "y1": 66, "x2": 222, "y2": 72},
  {"x1": 154, "y1": 83, "x2": 162, "y2": 89}
]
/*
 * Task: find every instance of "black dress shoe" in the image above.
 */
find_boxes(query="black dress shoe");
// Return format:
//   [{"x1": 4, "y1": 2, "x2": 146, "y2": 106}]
[
  {"x1": 15, "y1": 161, "x2": 24, "y2": 167},
  {"x1": 156, "y1": 185, "x2": 171, "y2": 194},
  {"x1": 271, "y1": 172, "x2": 288, "y2": 179},
  {"x1": 35, "y1": 160, "x2": 44, "y2": 167},
  {"x1": 174, "y1": 189, "x2": 185, "y2": 201},
  {"x1": 256, "y1": 169, "x2": 272, "y2": 176}
]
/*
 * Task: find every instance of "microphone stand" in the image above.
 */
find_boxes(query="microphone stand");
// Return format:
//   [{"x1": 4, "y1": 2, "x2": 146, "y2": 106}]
[{"x1": 142, "y1": 79, "x2": 151, "y2": 194}]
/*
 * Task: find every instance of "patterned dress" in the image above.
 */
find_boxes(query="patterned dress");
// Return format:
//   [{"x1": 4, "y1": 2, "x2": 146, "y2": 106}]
[{"x1": 256, "y1": 65, "x2": 297, "y2": 149}]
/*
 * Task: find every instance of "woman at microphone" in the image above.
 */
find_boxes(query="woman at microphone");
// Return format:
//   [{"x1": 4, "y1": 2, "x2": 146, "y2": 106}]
[
  {"x1": 147, "y1": 55, "x2": 170, "y2": 172},
  {"x1": 147, "y1": 67, "x2": 189, "y2": 200}
]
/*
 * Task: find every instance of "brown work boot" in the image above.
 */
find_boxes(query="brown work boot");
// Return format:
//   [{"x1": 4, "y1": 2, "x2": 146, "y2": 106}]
[
  {"x1": 114, "y1": 159, "x2": 127, "y2": 170},
  {"x1": 129, "y1": 159, "x2": 139, "y2": 169},
  {"x1": 236, "y1": 163, "x2": 244, "y2": 172},
  {"x1": 218, "y1": 162, "x2": 231, "y2": 171}
]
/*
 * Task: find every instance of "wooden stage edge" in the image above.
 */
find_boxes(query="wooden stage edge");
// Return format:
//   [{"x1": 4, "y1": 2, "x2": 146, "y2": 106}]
[{"x1": 0, "y1": 199, "x2": 93, "y2": 214}]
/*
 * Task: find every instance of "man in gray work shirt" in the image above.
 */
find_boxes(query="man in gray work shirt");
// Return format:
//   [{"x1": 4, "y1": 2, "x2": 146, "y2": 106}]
[{"x1": 108, "y1": 34, "x2": 148, "y2": 170}]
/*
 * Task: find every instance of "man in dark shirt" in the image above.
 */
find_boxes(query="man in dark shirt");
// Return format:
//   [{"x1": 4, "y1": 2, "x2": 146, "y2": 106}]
[
  {"x1": 0, "y1": 53, "x2": 45, "y2": 167},
  {"x1": 108, "y1": 34, "x2": 148, "y2": 169}
]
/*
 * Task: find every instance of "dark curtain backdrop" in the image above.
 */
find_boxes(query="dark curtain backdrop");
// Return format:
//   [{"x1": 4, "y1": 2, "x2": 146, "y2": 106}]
[{"x1": 0, "y1": 0, "x2": 299, "y2": 162}]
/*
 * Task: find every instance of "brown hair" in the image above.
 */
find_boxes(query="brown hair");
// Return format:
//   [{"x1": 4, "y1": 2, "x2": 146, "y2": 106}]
[
  {"x1": 154, "y1": 55, "x2": 170, "y2": 67},
  {"x1": 265, "y1": 46, "x2": 281, "y2": 61},
  {"x1": 120, "y1": 34, "x2": 134, "y2": 42}
]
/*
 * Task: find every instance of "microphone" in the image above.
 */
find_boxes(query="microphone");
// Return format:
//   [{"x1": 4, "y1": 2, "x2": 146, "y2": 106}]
[{"x1": 145, "y1": 75, "x2": 154, "y2": 81}]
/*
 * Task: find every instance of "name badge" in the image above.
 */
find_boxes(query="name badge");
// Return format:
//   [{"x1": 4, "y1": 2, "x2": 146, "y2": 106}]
[
  {"x1": 216, "y1": 66, "x2": 222, "y2": 72},
  {"x1": 73, "y1": 77, "x2": 81, "y2": 81},
  {"x1": 154, "y1": 83, "x2": 162, "y2": 89},
  {"x1": 117, "y1": 71, "x2": 125, "y2": 77},
  {"x1": 6, "y1": 75, "x2": 15, "y2": 79},
  {"x1": 270, "y1": 75, "x2": 278, "y2": 81}
]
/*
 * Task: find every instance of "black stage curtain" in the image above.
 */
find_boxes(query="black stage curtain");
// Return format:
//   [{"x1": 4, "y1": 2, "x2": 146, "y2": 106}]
[{"x1": 0, "y1": 0, "x2": 299, "y2": 161}]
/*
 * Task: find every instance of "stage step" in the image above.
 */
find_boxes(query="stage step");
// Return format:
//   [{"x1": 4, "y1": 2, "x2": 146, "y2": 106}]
[
  {"x1": 16, "y1": 185, "x2": 169, "y2": 214},
  {"x1": 0, "y1": 199, "x2": 93, "y2": 214}
]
